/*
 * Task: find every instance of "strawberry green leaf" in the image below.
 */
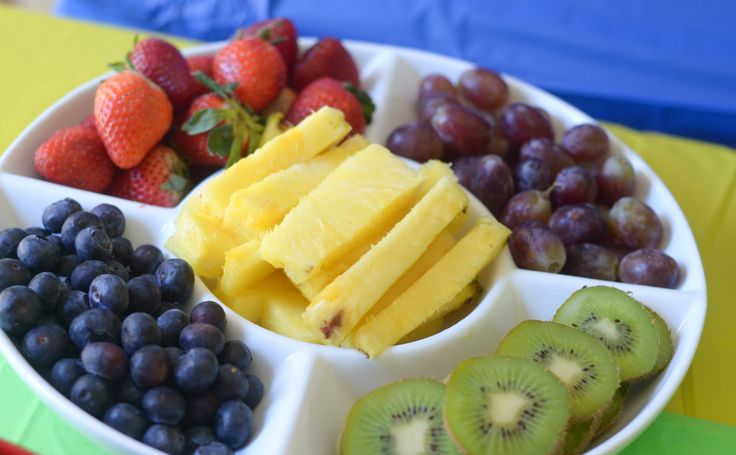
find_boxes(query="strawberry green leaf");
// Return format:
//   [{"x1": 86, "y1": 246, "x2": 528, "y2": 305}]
[
  {"x1": 193, "y1": 71, "x2": 236, "y2": 99},
  {"x1": 208, "y1": 124, "x2": 235, "y2": 158},
  {"x1": 183, "y1": 108, "x2": 229, "y2": 135},
  {"x1": 344, "y1": 83, "x2": 376, "y2": 125},
  {"x1": 108, "y1": 62, "x2": 126, "y2": 72},
  {"x1": 226, "y1": 126, "x2": 248, "y2": 168},
  {"x1": 161, "y1": 173, "x2": 190, "y2": 194}
]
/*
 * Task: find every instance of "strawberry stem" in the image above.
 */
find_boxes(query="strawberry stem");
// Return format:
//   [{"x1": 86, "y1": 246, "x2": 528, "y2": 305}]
[{"x1": 344, "y1": 82, "x2": 376, "y2": 125}]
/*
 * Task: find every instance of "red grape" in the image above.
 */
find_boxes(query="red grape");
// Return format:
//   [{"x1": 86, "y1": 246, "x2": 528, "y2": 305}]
[
  {"x1": 519, "y1": 138, "x2": 574, "y2": 174},
  {"x1": 562, "y1": 243, "x2": 619, "y2": 281},
  {"x1": 562, "y1": 124, "x2": 609, "y2": 163},
  {"x1": 500, "y1": 103, "x2": 554, "y2": 149},
  {"x1": 514, "y1": 159, "x2": 553, "y2": 192},
  {"x1": 488, "y1": 127, "x2": 510, "y2": 157},
  {"x1": 548, "y1": 203, "x2": 606, "y2": 245},
  {"x1": 454, "y1": 155, "x2": 514, "y2": 217},
  {"x1": 386, "y1": 122, "x2": 445, "y2": 163},
  {"x1": 419, "y1": 74, "x2": 456, "y2": 99},
  {"x1": 431, "y1": 104, "x2": 492, "y2": 157},
  {"x1": 458, "y1": 67, "x2": 508, "y2": 111},
  {"x1": 597, "y1": 155, "x2": 635, "y2": 205},
  {"x1": 551, "y1": 166, "x2": 597, "y2": 206},
  {"x1": 608, "y1": 197, "x2": 663, "y2": 249},
  {"x1": 417, "y1": 92, "x2": 458, "y2": 122},
  {"x1": 501, "y1": 190, "x2": 551, "y2": 230},
  {"x1": 509, "y1": 224, "x2": 566, "y2": 273},
  {"x1": 619, "y1": 248, "x2": 680, "y2": 288}
]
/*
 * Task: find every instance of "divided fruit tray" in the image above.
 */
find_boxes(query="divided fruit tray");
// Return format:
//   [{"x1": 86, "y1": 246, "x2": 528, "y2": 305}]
[{"x1": 0, "y1": 39, "x2": 706, "y2": 454}]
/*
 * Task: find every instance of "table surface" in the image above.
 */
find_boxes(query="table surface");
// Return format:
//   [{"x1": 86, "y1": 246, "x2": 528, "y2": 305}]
[{"x1": 2, "y1": 5, "x2": 736, "y2": 454}]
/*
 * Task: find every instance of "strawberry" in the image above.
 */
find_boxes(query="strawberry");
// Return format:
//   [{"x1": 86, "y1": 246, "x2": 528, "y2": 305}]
[
  {"x1": 290, "y1": 38, "x2": 360, "y2": 92},
  {"x1": 79, "y1": 114, "x2": 97, "y2": 130},
  {"x1": 94, "y1": 70, "x2": 173, "y2": 169},
  {"x1": 187, "y1": 54, "x2": 214, "y2": 96},
  {"x1": 34, "y1": 125, "x2": 115, "y2": 192},
  {"x1": 238, "y1": 18, "x2": 298, "y2": 71},
  {"x1": 128, "y1": 37, "x2": 200, "y2": 110},
  {"x1": 212, "y1": 38, "x2": 286, "y2": 112},
  {"x1": 287, "y1": 77, "x2": 374, "y2": 134},
  {"x1": 108, "y1": 144, "x2": 190, "y2": 207}
]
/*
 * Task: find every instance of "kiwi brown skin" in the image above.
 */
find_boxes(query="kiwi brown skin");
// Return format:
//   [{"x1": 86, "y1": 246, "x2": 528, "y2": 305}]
[
  {"x1": 639, "y1": 307, "x2": 674, "y2": 379},
  {"x1": 595, "y1": 384, "x2": 628, "y2": 439},
  {"x1": 562, "y1": 414, "x2": 601, "y2": 455}
]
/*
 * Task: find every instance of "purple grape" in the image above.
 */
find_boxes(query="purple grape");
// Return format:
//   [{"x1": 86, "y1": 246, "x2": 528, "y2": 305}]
[
  {"x1": 562, "y1": 124, "x2": 609, "y2": 163},
  {"x1": 454, "y1": 155, "x2": 514, "y2": 217},
  {"x1": 508, "y1": 224, "x2": 566, "y2": 273},
  {"x1": 608, "y1": 197, "x2": 663, "y2": 249},
  {"x1": 597, "y1": 155, "x2": 635, "y2": 205},
  {"x1": 487, "y1": 128, "x2": 510, "y2": 158},
  {"x1": 386, "y1": 123, "x2": 445, "y2": 162},
  {"x1": 501, "y1": 190, "x2": 552, "y2": 230},
  {"x1": 515, "y1": 159, "x2": 553, "y2": 192},
  {"x1": 431, "y1": 104, "x2": 492, "y2": 157},
  {"x1": 458, "y1": 67, "x2": 508, "y2": 111},
  {"x1": 419, "y1": 74, "x2": 456, "y2": 99},
  {"x1": 551, "y1": 166, "x2": 597, "y2": 206},
  {"x1": 519, "y1": 138, "x2": 574, "y2": 175},
  {"x1": 500, "y1": 103, "x2": 554, "y2": 150},
  {"x1": 548, "y1": 204, "x2": 606, "y2": 245},
  {"x1": 562, "y1": 243, "x2": 619, "y2": 281},
  {"x1": 417, "y1": 92, "x2": 458, "y2": 123},
  {"x1": 619, "y1": 248, "x2": 680, "y2": 288}
]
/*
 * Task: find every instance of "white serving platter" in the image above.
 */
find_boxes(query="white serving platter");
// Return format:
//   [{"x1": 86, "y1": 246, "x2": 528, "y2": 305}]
[{"x1": 0, "y1": 38, "x2": 706, "y2": 455}]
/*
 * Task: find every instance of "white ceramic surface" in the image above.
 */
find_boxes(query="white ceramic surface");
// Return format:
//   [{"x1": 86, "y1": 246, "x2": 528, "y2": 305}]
[{"x1": 0, "y1": 39, "x2": 706, "y2": 455}]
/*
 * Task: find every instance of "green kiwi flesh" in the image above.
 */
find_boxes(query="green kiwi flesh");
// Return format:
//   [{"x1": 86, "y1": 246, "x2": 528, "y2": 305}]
[
  {"x1": 553, "y1": 286, "x2": 659, "y2": 381},
  {"x1": 444, "y1": 356, "x2": 569, "y2": 455},
  {"x1": 496, "y1": 320, "x2": 620, "y2": 420},
  {"x1": 339, "y1": 378, "x2": 459, "y2": 455},
  {"x1": 562, "y1": 416, "x2": 600, "y2": 455},
  {"x1": 646, "y1": 308, "x2": 674, "y2": 375},
  {"x1": 596, "y1": 384, "x2": 628, "y2": 438}
]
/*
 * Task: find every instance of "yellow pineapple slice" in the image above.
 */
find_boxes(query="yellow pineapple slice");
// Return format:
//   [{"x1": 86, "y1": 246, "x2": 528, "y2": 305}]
[
  {"x1": 223, "y1": 134, "x2": 370, "y2": 240},
  {"x1": 198, "y1": 106, "x2": 351, "y2": 217},
  {"x1": 354, "y1": 218, "x2": 510, "y2": 357},
  {"x1": 216, "y1": 272, "x2": 291, "y2": 323},
  {"x1": 218, "y1": 240, "x2": 276, "y2": 297},
  {"x1": 255, "y1": 273, "x2": 325, "y2": 344},
  {"x1": 260, "y1": 145, "x2": 424, "y2": 284},
  {"x1": 303, "y1": 177, "x2": 468, "y2": 344},
  {"x1": 399, "y1": 318, "x2": 443, "y2": 344}
]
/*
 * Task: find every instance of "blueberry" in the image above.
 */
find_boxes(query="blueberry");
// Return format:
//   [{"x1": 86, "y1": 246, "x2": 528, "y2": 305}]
[
  {"x1": 68, "y1": 308, "x2": 120, "y2": 350},
  {"x1": 128, "y1": 274, "x2": 162, "y2": 315},
  {"x1": 117, "y1": 376, "x2": 145, "y2": 406},
  {"x1": 155, "y1": 259, "x2": 194, "y2": 304},
  {"x1": 106, "y1": 260, "x2": 130, "y2": 282},
  {"x1": 22, "y1": 323, "x2": 71, "y2": 367},
  {"x1": 0, "y1": 227, "x2": 27, "y2": 259},
  {"x1": 70, "y1": 374, "x2": 113, "y2": 418},
  {"x1": 121, "y1": 312, "x2": 161, "y2": 355},
  {"x1": 70, "y1": 260, "x2": 110, "y2": 292},
  {"x1": 90, "y1": 203, "x2": 126, "y2": 238},
  {"x1": 81, "y1": 341, "x2": 129, "y2": 381},
  {"x1": 61, "y1": 211, "x2": 103, "y2": 251},
  {"x1": 155, "y1": 301, "x2": 178, "y2": 317},
  {"x1": 57, "y1": 290, "x2": 90, "y2": 327},
  {"x1": 184, "y1": 426, "x2": 215, "y2": 454},
  {"x1": 143, "y1": 386, "x2": 186, "y2": 425},
  {"x1": 51, "y1": 358, "x2": 84, "y2": 396},
  {"x1": 36, "y1": 313, "x2": 63, "y2": 328},
  {"x1": 89, "y1": 274, "x2": 128, "y2": 316},
  {"x1": 17, "y1": 234, "x2": 61, "y2": 273},
  {"x1": 143, "y1": 425, "x2": 186, "y2": 455},
  {"x1": 28, "y1": 272, "x2": 64, "y2": 311},
  {"x1": 215, "y1": 364, "x2": 249, "y2": 402},
  {"x1": 103, "y1": 403, "x2": 147, "y2": 440},
  {"x1": 0, "y1": 258, "x2": 32, "y2": 291},
  {"x1": 130, "y1": 345, "x2": 170, "y2": 389},
  {"x1": 0, "y1": 285, "x2": 42, "y2": 335},
  {"x1": 158, "y1": 309, "x2": 189, "y2": 346},
  {"x1": 181, "y1": 390, "x2": 219, "y2": 428},
  {"x1": 130, "y1": 244, "x2": 164, "y2": 276},
  {"x1": 111, "y1": 237, "x2": 133, "y2": 265},
  {"x1": 48, "y1": 235, "x2": 68, "y2": 254},
  {"x1": 243, "y1": 374, "x2": 264, "y2": 410},
  {"x1": 218, "y1": 341, "x2": 252, "y2": 371},
  {"x1": 189, "y1": 301, "x2": 226, "y2": 332},
  {"x1": 214, "y1": 400, "x2": 253, "y2": 450},
  {"x1": 42, "y1": 198, "x2": 82, "y2": 233},
  {"x1": 164, "y1": 346, "x2": 183, "y2": 370},
  {"x1": 75, "y1": 226, "x2": 112, "y2": 262},
  {"x1": 194, "y1": 442, "x2": 233, "y2": 455},
  {"x1": 179, "y1": 323, "x2": 225, "y2": 356},
  {"x1": 25, "y1": 226, "x2": 51, "y2": 237},
  {"x1": 175, "y1": 347, "x2": 218, "y2": 394},
  {"x1": 55, "y1": 254, "x2": 81, "y2": 277}
]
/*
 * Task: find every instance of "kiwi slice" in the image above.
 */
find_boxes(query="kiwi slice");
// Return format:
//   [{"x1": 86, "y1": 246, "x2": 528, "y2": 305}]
[
  {"x1": 553, "y1": 286, "x2": 659, "y2": 381},
  {"x1": 445, "y1": 356, "x2": 569, "y2": 455},
  {"x1": 562, "y1": 416, "x2": 600, "y2": 455},
  {"x1": 647, "y1": 308, "x2": 674, "y2": 375},
  {"x1": 596, "y1": 384, "x2": 628, "y2": 438},
  {"x1": 339, "y1": 378, "x2": 459, "y2": 454},
  {"x1": 496, "y1": 320, "x2": 620, "y2": 420}
]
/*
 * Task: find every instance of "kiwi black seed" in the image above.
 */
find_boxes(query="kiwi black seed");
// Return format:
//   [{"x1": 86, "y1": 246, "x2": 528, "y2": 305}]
[
  {"x1": 562, "y1": 416, "x2": 600, "y2": 455},
  {"x1": 646, "y1": 307, "x2": 674, "y2": 376},
  {"x1": 596, "y1": 385, "x2": 628, "y2": 438},
  {"x1": 444, "y1": 356, "x2": 569, "y2": 455},
  {"x1": 339, "y1": 378, "x2": 459, "y2": 455},
  {"x1": 553, "y1": 286, "x2": 659, "y2": 381},
  {"x1": 496, "y1": 320, "x2": 620, "y2": 420}
]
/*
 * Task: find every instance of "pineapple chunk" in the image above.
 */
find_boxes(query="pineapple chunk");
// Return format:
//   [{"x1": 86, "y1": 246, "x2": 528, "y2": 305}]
[
  {"x1": 223, "y1": 134, "x2": 370, "y2": 240},
  {"x1": 418, "y1": 159, "x2": 456, "y2": 192},
  {"x1": 304, "y1": 177, "x2": 468, "y2": 344},
  {"x1": 354, "y1": 218, "x2": 510, "y2": 357},
  {"x1": 218, "y1": 240, "x2": 276, "y2": 297},
  {"x1": 256, "y1": 273, "x2": 325, "y2": 344},
  {"x1": 198, "y1": 106, "x2": 351, "y2": 217},
  {"x1": 217, "y1": 272, "x2": 290, "y2": 323},
  {"x1": 260, "y1": 145, "x2": 424, "y2": 284}
]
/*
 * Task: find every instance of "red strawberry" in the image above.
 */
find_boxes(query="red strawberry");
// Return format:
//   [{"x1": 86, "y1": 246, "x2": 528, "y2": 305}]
[
  {"x1": 287, "y1": 77, "x2": 374, "y2": 134},
  {"x1": 129, "y1": 37, "x2": 200, "y2": 110},
  {"x1": 94, "y1": 70, "x2": 173, "y2": 169},
  {"x1": 187, "y1": 54, "x2": 214, "y2": 96},
  {"x1": 212, "y1": 38, "x2": 286, "y2": 112},
  {"x1": 79, "y1": 114, "x2": 97, "y2": 130},
  {"x1": 108, "y1": 144, "x2": 190, "y2": 207},
  {"x1": 290, "y1": 38, "x2": 360, "y2": 92},
  {"x1": 238, "y1": 18, "x2": 298, "y2": 71},
  {"x1": 34, "y1": 125, "x2": 115, "y2": 192}
]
